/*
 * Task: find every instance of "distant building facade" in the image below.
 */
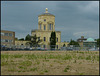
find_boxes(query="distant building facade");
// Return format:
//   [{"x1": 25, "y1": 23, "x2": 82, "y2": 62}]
[
  {"x1": 77, "y1": 36, "x2": 87, "y2": 47},
  {"x1": 77, "y1": 36, "x2": 87, "y2": 42},
  {"x1": 1, "y1": 30, "x2": 15, "y2": 47},
  {"x1": 31, "y1": 8, "x2": 61, "y2": 49},
  {"x1": 15, "y1": 40, "x2": 30, "y2": 48},
  {"x1": 83, "y1": 38, "x2": 97, "y2": 48}
]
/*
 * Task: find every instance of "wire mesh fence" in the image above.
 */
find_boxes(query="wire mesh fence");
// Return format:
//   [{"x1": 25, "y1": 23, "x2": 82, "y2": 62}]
[{"x1": 1, "y1": 44, "x2": 99, "y2": 51}]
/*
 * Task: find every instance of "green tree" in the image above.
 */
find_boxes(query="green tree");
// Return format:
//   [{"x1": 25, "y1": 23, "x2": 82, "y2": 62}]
[
  {"x1": 63, "y1": 44, "x2": 66, "y2": 47},
  {"x1": 50, "y1": 31, "x2": 56, "y2": 49},
  {"x1": 25, "y1": 34, "x2": 31, "y2": 41},
  {"x1": 19, "y1": 38, "x2": 24, "y2": 41},
  {"x1": 15, "y1": 37, "x2": 18, "y2": 40},
  {"x1": 96, "y1": 38, "x2": 100, "y2": 47},
  {"x1": 26, "y1": 34, "x2": 42, "y2": 47},
  {"x1": 68, "y1": 39, "x2": 80, "y2": 47}
]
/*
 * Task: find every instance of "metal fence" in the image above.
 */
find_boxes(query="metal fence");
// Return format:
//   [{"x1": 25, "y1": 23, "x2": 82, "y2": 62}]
[{"x1": 1, "y1": 44, "x2": 99, "y2": 51}]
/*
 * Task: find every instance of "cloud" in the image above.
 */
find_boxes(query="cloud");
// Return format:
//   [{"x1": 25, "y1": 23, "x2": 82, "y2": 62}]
[
  {"x1": 73, "y1": 31, "x2": 99, "y2": 39},
  {"x1": 78, "y1": 1, "x2": 99, "y2": 14},
  {"x1": 1, "y1": 1, "x2": 99, "y2": 41}
]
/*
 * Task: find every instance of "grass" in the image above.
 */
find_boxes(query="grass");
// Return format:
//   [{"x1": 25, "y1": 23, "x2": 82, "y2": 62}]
[
  {"x1": 1, "y1": 61, "x2": 9, "y2": 66},
  {"x1": 1, "y1": 51, "x2": 99, "y2": 75},
  {"x1": 19, "y1": 60, "x2": 32, "y2": 66},
  {"x1": 64, "y1": 65, "x2": 71, "y2": 72},
  {"x1": 30, "y1": 67, "x2": 38, "y2": 71},
  {"x1": 86, "y1": 55, "x2": 91, "y2": 60}
]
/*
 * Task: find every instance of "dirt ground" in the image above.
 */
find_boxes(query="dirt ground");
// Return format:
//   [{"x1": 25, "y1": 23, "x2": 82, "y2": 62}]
[{"x1": 1, "y1": 51, "x2": 99, "y2": 75}]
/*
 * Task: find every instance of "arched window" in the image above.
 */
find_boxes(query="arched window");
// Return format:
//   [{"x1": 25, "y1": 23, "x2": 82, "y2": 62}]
[
  {"x1": 50, "y1": 24, "x2": 51, "y2": 30},
  {"x1": 44, "y1": 25, "x2": 46, "y2": 30},
  {"x1": 44, "y1": 37, "x2": 46, "y2": 41}
]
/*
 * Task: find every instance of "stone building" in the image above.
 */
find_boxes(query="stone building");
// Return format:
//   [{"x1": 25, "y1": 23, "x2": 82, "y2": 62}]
[
  {"x1": 1, "y1": 30, "x2": 15, "y2": 47},
  {"x1": 15, "y1": 40, "x2": 30, "y2": 48},
  {"x1": 77, "y1": 36, "x2": 87, "y2": 47},
  {"x1": 31, "y1": 8, "x2": 61, "y2": 49},
  {"x1": 83, "y1": 38, "x2": 97, "y2": 48}
]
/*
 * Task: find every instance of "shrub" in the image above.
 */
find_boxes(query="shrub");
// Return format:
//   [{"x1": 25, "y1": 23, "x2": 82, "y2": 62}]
[
  {"x1": 86, "y1": 55, "x2": 91, "y2": 60},
  {"x1": 30, "y1": 67, "x2": 37, "y2": 71},
  {"x1": 63, "y1": 54, "x2": 72, "y2": 60},
  {"x1": 64, "y1": 65, "x2": 71, "y2": 72},
  {"x1": 44, "y1": 69, "x2": 48, "y2": 72}
]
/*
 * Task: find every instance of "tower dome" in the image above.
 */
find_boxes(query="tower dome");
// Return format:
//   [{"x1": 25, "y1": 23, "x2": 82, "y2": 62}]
[{"x1": 38, "y1": 8, "x2": 55, "y2": 16}]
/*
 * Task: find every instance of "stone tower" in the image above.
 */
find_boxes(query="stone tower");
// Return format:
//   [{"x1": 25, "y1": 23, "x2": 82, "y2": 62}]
[
  {"x1": 38, "y1": 8, "x2": 55, "y2": 31},
  {"x1": 31, "y1": 8, "x2": 61, "y2": 49}
]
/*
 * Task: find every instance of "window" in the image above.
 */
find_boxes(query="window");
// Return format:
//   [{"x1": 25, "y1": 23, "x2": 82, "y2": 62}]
[
  {"x1": 40, "y1": 24, "x2": 41, "y2": 30},
  {"x1": 49, "y1": 24, "x2": 52, "y2": 30},
  {"x1": 1, "y1": 32, "x2": 4, "y2": 36},
  {"x1": 9, "y1": 33, "x2": 12, "y2": 36},
  {"x1": 44, "y1": 37, "x2": 46, "y2": 41},
  {"x1": 44, "y1": 25, "x2": 46, "y2": 30},
  {"x1": 44, "y1": 19, "x2": 46, "y2": 22},
  {"x1": 5, "y1": 39, "x2": 9, "y2": 42},
  {"x1": 5, "y1": 33, "x2": 8, "y2": 36},
  {"x1": 1, "y1": 39, "x2": 5, "y2": 42},
  {"x1": 9, "y1": 40, "x2": 13, "y2": 42},
  {"x1": 57, "y1": 38, "x2": 58, "y2": 42}
]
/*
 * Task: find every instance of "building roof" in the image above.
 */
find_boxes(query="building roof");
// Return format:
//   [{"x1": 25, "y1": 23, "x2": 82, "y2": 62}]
[
  {"x1": 83, "y1": 38, "x2": 97, "y2": 42},
  {"x1": 38, "y1": 8, "x2": 55, "y2": 17},
  {"x1": 39, "y1": 13, "x2": 54, "y2": 16},
  {"x1": 86, "y1": 38, "x2": 94, "y2": 41}
]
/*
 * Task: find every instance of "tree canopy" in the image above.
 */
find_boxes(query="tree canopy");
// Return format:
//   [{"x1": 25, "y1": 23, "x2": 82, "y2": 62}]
[
  {"x1": 19, "y1": 38, "x2": 24, "y2": 41},
  {"x1": 96, "y1": 38, "x2": 100, "y2": 47},
  {"x1": 68, "y1": 39, "x2": 80, "y2": 47},
  {"x1": 25, "y1": 34, "x2": 31, "y2": 41},
  {"x1": 50, "y1": 31, "x2": 56, "y2": 49},
  {"x1": 26, "y1": 34, "x2": 42, "y2": 47}
]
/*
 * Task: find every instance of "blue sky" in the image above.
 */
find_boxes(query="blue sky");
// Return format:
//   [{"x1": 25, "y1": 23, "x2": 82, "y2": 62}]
[{"x1": 1, "y1": 1, "x2": 99, "y2": 42}]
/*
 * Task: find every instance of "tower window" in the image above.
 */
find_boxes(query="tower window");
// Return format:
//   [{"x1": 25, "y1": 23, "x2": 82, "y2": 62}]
[
  {"x1": 44, "y1": 25, "x2": 46, "y2": 30},
  {"x1": 50, "y1": 24, "x2": 52, "y2": 30},
  {"x1": 44, "y1": 37, "x2": 46, "y2": 41},
  {"x1": 44, "y1": 19, "x2": 46, "y2": 22}
]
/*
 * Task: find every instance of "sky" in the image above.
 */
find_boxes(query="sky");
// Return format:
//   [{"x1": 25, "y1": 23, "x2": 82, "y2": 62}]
[{"x1": 1, "y1": 1, "x2": 99, "y2": 42}]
